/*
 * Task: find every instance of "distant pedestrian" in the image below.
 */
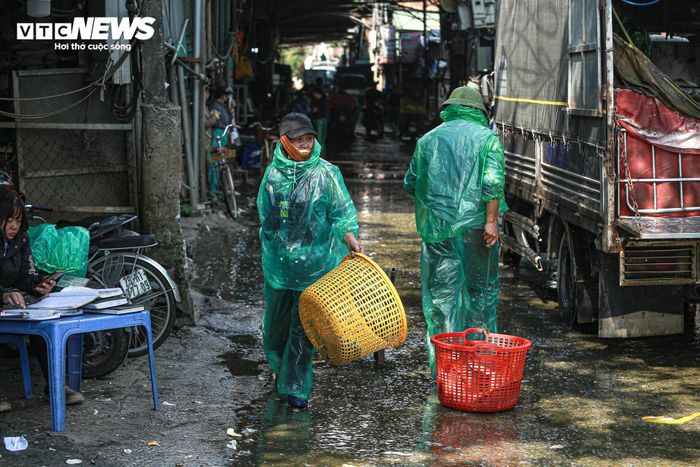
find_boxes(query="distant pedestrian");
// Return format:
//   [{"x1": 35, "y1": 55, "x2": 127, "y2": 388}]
[
  {"x1": 403, "y1": 86, "x2": 507, "y2": 376},
  {"x1": 310, "y1": 84, "x2": 329, "y2": 148},
  {"x1": 291, "y1": 90, "x2": 310, "y2": 116},
  {"x1": 206, "y1": 86, "x2": 232, "y2": 198},
  {"x1": 257, "y1": 112, "x2": 363, "y2": 409}
]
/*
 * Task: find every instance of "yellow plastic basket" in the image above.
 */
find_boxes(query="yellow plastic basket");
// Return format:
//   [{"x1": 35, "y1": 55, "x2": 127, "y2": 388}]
[{"x1": 299, "y1": 253, "x2": 408, "y2": 365}]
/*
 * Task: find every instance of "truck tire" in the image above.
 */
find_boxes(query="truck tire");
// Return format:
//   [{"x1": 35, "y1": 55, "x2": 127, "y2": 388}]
[
  {"x1": 557, "y1": 229, "x2": 577, "y2": 328},
  {"x1": 557, "y1": 226, "x2": 596, "y2": 329}
]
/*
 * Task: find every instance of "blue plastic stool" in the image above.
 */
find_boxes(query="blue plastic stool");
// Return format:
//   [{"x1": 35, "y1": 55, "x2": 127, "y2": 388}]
[
  {"x1": 0, "y1": 333, "x2": 32, "y2": 399},
  {"x1": 0, "y1": 311, "x2": 158, "y2": 431}
]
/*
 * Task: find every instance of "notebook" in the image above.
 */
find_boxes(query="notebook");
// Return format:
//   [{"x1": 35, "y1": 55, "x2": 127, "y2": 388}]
[
  {"x1": 58, "y1": 286, "x2": 124, "y2": 299},
  {"x1": 27, "y1": 288, "x2": 98, "y2": 310},
  {"x1": 84, "y1": 304, "x2": 145, "y2": 315},
  {"x1": 82, "y1": 297, "x2": 129, "y2": 310}
]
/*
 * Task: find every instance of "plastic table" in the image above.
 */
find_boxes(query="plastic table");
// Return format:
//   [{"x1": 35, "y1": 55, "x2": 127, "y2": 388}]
[{"x1": 0, "y1": 311, "x2": 158, "y2": 431}]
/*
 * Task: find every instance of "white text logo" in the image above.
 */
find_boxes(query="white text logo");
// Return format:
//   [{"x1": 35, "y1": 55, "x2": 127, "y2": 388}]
[{"x1": 17, "y1": 17, "x2": 155, "y2": 41}]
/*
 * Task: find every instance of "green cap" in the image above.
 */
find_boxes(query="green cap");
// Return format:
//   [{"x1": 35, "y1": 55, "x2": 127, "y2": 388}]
[{"x1": 442, "y1": 85, "x2": 486, "y2": 113}]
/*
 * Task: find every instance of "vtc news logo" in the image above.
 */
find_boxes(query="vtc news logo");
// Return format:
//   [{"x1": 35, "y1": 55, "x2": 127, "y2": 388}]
[{"x1": 17, "y1": 17, "x2": 155, "y2": 41}]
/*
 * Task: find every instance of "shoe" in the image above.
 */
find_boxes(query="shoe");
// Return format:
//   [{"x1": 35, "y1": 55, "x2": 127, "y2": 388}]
[
  {"x1": 287, "y1": 395, "x2": 308, "y2": 409},
  {"x1": 65, "y1": 386, "x2": 85, "y2": 405},
  {"x1": 0, "y1": 400, "x2": 11, "y2": 412},
  {"x1": 43, "y1": 386, "x2": 85, "y2": 405}
]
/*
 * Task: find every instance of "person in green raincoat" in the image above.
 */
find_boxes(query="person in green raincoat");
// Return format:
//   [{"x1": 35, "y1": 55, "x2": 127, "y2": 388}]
[
  {"x1": 257, "y1": 112, "x2": 364, "y2": 409},
  {"x1": 403, "y1": 86, "x2": 507, "y2": 376}
]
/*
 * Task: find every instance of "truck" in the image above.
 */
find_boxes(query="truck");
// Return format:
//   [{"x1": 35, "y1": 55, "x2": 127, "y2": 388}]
[{"x1": 493, "y1": 0, "x2": 700, "y2": 337}]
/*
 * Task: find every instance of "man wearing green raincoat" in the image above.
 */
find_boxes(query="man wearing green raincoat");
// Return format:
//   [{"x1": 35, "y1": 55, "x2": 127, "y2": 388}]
[
  {"x1": 403, "y1": 86, "x2": 507, "y2": 376},
  {"x1": 257, "y1": 112, "x2": 364, "y2": 409}
]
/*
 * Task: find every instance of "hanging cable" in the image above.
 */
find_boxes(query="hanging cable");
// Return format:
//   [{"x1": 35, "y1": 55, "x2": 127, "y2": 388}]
[
  {"x1": 0, "y1": 47, "x2": 132, "y2": 102},
  {"x1": 0, "y1": 47, "x2": 132, "y2": 119}
]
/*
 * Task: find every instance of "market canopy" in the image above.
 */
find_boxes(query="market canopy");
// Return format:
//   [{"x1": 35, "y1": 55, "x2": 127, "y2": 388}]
[{"x1": 274, "y1": 0, "x2": 374, "y2": 44}]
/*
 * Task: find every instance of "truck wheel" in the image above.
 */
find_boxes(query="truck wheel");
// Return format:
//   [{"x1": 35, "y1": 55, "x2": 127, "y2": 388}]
[{"x1": 557, "y1": 229, "x2": 577, "y2": 328}]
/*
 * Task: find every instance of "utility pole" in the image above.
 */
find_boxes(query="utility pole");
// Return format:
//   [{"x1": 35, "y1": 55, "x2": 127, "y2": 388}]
[
  {"x1": 137, "y1": 0, "x2": 193, "y2": 322},
  {"x1": 423, "y1": 0, "x2": 429, "y2": 113}
]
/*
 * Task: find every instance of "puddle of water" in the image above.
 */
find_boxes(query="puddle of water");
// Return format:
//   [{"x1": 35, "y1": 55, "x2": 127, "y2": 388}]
[
  {"x1": 228, "y1": 334, "x2": 260, "y2": 347},
  {"x1": 219, "y1": 351, "x2": 262, "y2": 376},
  {"x1": 193, "y1": 221, "x2": 264, "y2": 305}
]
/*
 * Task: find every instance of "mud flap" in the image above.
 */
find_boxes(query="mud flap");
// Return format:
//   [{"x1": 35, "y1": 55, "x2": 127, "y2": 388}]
[{"x1": 597, "y1": 253, "x2": 684, "y2": 337}]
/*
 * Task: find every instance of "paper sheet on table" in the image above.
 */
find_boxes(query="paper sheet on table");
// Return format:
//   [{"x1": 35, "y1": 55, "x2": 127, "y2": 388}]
[
  {"x1": 0, "y1": 309, "x2": 62, "y2": 320},
  {"x1": 28, "y1": 287, "x2": 99, "y2": 309}
]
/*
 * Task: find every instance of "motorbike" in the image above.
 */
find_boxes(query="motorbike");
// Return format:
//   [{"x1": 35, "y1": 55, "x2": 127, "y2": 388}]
[
  {"x1": 329, "y1": 92, "x2": 359, "y2": 139},
  {"x1": 27, "y1": 206, "x2": 180, "y2": 378},
  {"x1": 363, "y1": 101, "x2": 384, "y2": 139}
]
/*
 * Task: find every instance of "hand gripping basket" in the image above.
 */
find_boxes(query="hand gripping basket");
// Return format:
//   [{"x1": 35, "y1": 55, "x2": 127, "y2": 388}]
[
  {"x1": 299, "y1": 253, "x2": 407, "y2": 365},
  {"x1": 431, "y1": 328, "x2": 532, "y2": 412}
]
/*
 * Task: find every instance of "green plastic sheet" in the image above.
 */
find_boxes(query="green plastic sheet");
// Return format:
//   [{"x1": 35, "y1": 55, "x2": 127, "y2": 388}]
[
  {"x1": 404, "y1": 104, "x2": 507, "y2": 375},
  {"x1": 257, "y1": 139, "x2": 359, "y2": 400},
  {"x1": 27, "y1": 224, "x2": 90, "y2": 277}
]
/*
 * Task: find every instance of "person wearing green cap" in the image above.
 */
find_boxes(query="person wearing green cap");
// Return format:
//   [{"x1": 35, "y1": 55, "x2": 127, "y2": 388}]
[{"x1": 403, "y1": 85, "x2": 508, "y2": 376}]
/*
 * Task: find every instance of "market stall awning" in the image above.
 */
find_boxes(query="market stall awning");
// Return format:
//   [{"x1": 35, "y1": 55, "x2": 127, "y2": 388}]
[{"x1": 274, "y1": 0, "x2": 373, "y2": 44}]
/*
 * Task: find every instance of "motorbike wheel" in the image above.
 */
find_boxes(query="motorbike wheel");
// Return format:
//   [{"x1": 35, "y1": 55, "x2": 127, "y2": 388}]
[
  {"x1": 82, "y1": 328, "x2": 129, "y2": 379},
  {"x1": 89, "y1": 253, "x2": 177, "y2": 358}
]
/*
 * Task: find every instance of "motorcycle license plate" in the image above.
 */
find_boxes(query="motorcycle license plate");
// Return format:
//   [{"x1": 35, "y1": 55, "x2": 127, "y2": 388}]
[{"x1": 119, "y1": 269, "x2": 152, "y2": 300}]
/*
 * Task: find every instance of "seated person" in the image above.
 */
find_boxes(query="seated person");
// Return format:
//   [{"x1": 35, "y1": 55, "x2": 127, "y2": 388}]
[{"x1": 0, "y1": 189, "x2": 84, "y2": 408}]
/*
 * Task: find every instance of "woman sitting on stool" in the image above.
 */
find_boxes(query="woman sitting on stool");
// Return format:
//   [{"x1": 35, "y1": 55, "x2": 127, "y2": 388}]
[{"x1": 0, "y1": 189, "x2": 84, "y2": 410}]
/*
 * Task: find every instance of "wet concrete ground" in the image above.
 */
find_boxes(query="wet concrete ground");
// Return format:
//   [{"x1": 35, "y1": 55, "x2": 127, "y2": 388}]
[{"x1": 1, "y1": 132, "x2": 699, "y2": 465}]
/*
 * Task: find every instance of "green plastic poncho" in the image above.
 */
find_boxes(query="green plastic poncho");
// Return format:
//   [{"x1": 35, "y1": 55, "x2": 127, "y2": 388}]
[
  {"x1": 257, "y1": 139, "x2": 359, "y2": 400},
  {"x1": 404, "y1": 104, "x2": 507, "y2": 376}
]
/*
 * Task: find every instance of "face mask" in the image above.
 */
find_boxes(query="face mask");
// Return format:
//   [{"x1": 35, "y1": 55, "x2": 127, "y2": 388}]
[{"x1": 280, "y1": 135, "x2": 313, "y2": 162}]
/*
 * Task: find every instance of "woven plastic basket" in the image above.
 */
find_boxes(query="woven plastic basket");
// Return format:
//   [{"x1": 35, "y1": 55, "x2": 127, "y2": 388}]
[
  {"x1": 431, "y1": 328, "x2": 532, "y2": 412},
  {"x1": 299, "y1": 253, "x2": 407, "y2": 365}
]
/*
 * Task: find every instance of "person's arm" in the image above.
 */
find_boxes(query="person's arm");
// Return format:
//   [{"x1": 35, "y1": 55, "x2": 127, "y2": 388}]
[
  {"x1": 343, "y1": 232, "x2": 364, "y2": 254},
  {"x1": 16, "y1": 241, "x2": 47, "y2": 295},
  {"x1": 256, "y1": 168, "x2": 274, "y2": 230},
  {"x1": 403, "y1": 142, "x2": 421, "y2": 199},
  {"x1": 481, "y1": 135, "x2": 506, "y2": 249},
  {"x1": 2, "y1": 288, "x2": 26, "y2": 308},
  {"x1": 483, "y1": 200, "x2": 499, "y2": 248},
  {"x1": 328, "y1": 166, "x2": 363, "y2": 253},
  {"x1": 481, "y1": 135, "x2": 505, "y2": 203},
  {"x1": 204, "y1": 108, "x2": 219, "y2": 128}
]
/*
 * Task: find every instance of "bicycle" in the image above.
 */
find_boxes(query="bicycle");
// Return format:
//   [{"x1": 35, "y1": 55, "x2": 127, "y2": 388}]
[
  {"x1": 252, "y1": 121, "x2": 279, "y2": 169},
  {"x1": 209, "y1": 124, "x2": 248, "y2": 219}
]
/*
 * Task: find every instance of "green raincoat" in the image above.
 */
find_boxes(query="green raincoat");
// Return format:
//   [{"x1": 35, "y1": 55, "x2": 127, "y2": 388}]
[
  {"x1": 404, "y1": 104, "x2": 507, "y2": 376},
  {"x1": 257, "y1": 139, "x2": 359, "y2": 400}
]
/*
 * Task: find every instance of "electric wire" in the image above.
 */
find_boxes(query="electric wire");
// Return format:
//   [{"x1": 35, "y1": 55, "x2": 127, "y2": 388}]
[{"x1": 0, "y1": 47, "x2": 132, "y2": 119}]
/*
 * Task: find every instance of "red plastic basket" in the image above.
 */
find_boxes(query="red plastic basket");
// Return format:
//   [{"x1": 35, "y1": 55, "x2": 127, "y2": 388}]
[{"x1": 431, "y1": 328, "x2": 532, "y2": 412}]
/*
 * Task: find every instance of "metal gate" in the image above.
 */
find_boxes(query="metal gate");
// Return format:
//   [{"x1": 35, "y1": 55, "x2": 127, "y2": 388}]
[{"x1": 1, "y1": 68, "x2": 137, "y2": 220}]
